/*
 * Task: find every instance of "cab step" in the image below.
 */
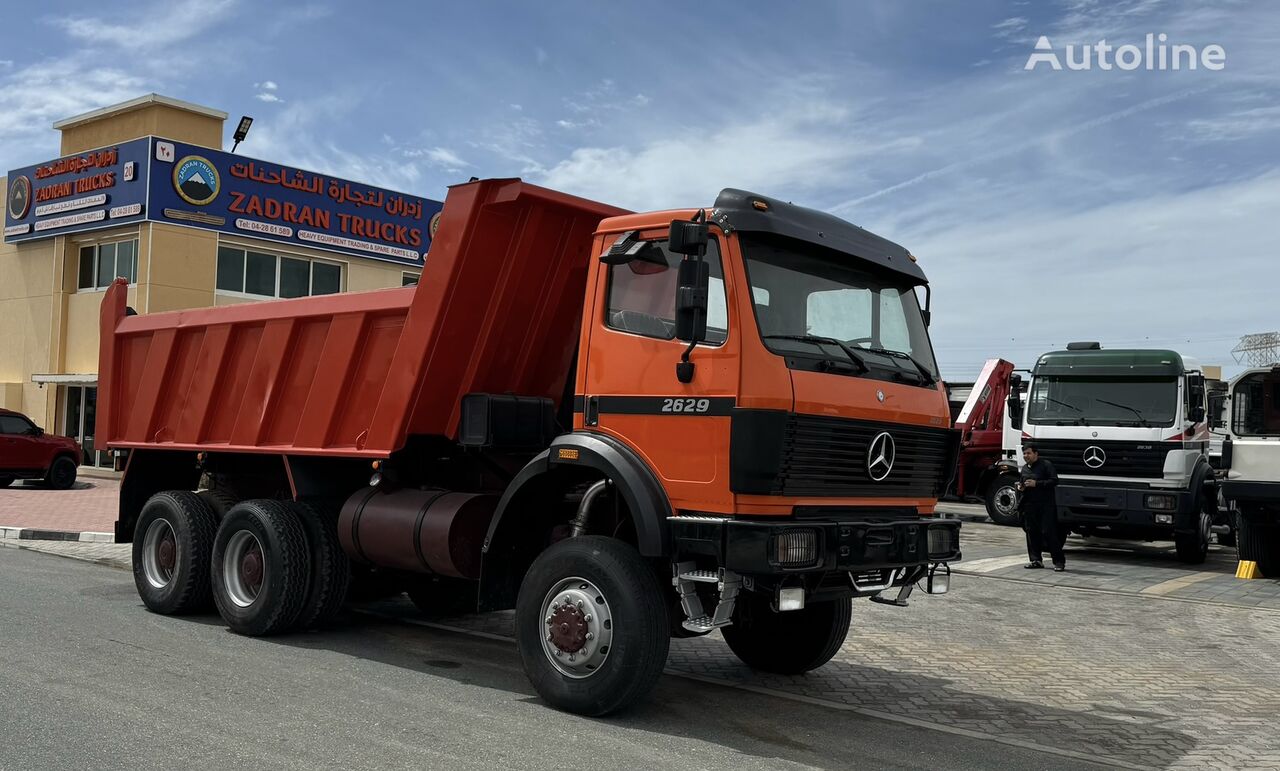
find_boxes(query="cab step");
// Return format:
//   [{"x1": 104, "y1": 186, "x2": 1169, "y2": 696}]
[{"x1": 672, "y1": 561, "x2": 740, "y2": 632}]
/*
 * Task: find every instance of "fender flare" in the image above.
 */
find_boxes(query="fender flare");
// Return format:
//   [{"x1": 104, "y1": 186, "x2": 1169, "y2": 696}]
[
  {"x1": 1177, "y1": 460, "x2": 1215, "y2": 531},
  {"x1": 482, "y1": 431, "x2": 673, "y2": 558}
]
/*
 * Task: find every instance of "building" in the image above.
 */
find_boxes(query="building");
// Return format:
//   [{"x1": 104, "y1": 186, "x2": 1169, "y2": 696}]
[{"x1": 1, "y1": 94, "x2": 443, "y2": 471}]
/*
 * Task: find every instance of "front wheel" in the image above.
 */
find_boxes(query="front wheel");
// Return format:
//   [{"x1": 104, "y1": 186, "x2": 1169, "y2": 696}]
[
  {"x1": 985, "y1": 474, "x2": 1022, "y2": 526},
  {"x1": 45, "y1": 456, "x2": 77, "y2": 490},
  {"x1": 721, "y1": 591, "x2": 851, "y2": 675},
  {"x1": 1175, "y1": 510, "x2": 1210, "y2": 564},
  {"x1": 515, "y1": 536, "x2": 669, "y2": 716}
]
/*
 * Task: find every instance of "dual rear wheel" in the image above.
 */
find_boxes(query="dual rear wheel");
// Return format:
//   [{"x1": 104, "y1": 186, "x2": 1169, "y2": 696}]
[{"x1": 133, "y1": 492, "x2": 349, "y2": 635}]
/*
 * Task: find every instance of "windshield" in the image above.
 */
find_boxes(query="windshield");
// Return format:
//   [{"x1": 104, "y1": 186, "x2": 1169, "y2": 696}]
[
  {"x1": 740, "y1": 234, "x2": 938, "y2": 384},
  {"x1": 1027, "y1": 376, "x2": 1178, "y2": 427}
]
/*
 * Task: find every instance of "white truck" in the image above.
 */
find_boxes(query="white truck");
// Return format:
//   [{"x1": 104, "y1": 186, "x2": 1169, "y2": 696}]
[
  {"x1": 1220, "y1": 366, "x2": 1280, "y2": 575},
  {"x1": 1008, "y1": 343, "x2": 1226, "y2": 563}
]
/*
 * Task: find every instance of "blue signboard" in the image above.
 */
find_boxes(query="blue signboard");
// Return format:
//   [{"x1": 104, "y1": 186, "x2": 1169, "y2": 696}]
[
  {"x1": 146, "y1": 138, "x2": 442, "y2": 267},
  {"x1": 4, "y1": 137, "x2": 150, "y2": 242},
  {"x1": 6, "y1": 137, "x2": 444, "y2": 268}
]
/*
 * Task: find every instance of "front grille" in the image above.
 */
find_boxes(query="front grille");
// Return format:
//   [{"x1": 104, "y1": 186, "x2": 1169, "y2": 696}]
[
  {"x1": 775, "y1": 414, "x2": 958, "y2": 497},
  {"x1": 1034, "y1": 438, "x2": 1169, "y2": 478}
]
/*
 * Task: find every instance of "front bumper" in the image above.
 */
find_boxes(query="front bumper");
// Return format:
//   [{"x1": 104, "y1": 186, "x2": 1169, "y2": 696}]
[
  {"x1": 1222, "y1": 480, "x2": 1280, "y2": 504},
  {"x1": 1057, "y1": 483, "x2": 1195, "y2": 530},
  {"x1": 668, "y1": 515, "x2": 961, "y2": 576}
]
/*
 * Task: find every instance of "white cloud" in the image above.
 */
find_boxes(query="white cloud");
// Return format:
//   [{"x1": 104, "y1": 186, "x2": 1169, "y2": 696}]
[
  {"x1": 254, "y1": 92, "x2": 283, "y2": 103},
  {"x1": 0, "y1": 60, "x2": 12, "y2": 68},
  {"x1": 537, "y1": 99, "x2": 920, "y2": 211},
  {"x1": 405, "y1": 146, "x2": 470, "y2": 170},
  {"x1": 51, "y1": 0, "x2": 238, "y2": 52},
  {"x1": 992, "y1": 16, "x2": 1028, "y2": 38},
  {"x1": 256, "y1": 80, "x2": 279, "y2": 91}
]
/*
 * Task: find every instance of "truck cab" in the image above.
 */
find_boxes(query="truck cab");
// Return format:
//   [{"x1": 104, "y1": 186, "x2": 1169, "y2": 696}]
[
  {"x1": 1220, "y1": 366, "x2": 1280, "y2": 575},
  {"x1": 1015, "y1": 343, "x2": 1221, "y2": 563}
]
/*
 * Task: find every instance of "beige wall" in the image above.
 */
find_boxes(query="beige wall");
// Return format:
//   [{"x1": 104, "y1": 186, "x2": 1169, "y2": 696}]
[{"x1": 60, "y1": 104, "x2": 223, "y2": 155}]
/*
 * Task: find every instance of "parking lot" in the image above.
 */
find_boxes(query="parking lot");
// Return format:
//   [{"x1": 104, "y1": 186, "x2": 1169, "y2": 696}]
[{"x1": 5, "y1": 497, "x2": 1279, "y2": 769}]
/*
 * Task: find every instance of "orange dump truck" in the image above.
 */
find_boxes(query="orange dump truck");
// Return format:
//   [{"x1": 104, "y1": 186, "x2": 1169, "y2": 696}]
[{"x1": 100, "y1": 178, "x2": 961, "y2": 715}]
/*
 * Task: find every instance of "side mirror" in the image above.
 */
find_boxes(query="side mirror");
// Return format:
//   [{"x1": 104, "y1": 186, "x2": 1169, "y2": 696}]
[
  {"x1": 1190, "y1": 406, "x2": 1205, "y2": 424},
  {"x1": 668, "y1": 219, "x2": 708, "y2": 257},
  {"x1": 674, "y1": 258, "x2": 709, "y2": 343}
]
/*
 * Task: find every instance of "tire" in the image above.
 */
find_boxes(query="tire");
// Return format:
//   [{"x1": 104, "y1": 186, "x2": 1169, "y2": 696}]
[
  {"x1": 407, "y1": 576, "x2": 478, "y2": 618},
  {"x1": 132, "y1": 491, "x2": 219, "y2": 615},
  {"x1": 1175, "y1": 509, "x2": 1210, "y2": 565},
  {"x1": 0, "y1": 477, "x2": 12, "y2": 488},
  {"x1": 211, "y1": 499, "x2": 311, "y2": 636},
  {"x1": 196, "y1": 488, "x2": 239, "y2": 519},
  {"x1": 515, "y1": 536, "x2": 669, "y2": 716},
  {"x1": 721, "y1": 591, "x2": 851, "y2": 675},
  {"x1": 984, "y1": 474, "x2": 1022, "y2": 526},
  {"x1": 45, "y1": 456, "x2": 77, "y2": 490},
  {"x1": 294, "y1": 502, "x2": 350, "y2": 630},
  {"x1": 1237, "y1": 507, "x2": 1280, "y2": 576},
  {"x1": 1215, "y1": 492, "x2": 1236, "y2": 547}
]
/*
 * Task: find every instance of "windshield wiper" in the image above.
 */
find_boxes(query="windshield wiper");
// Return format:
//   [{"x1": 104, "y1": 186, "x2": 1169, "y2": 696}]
[
  {"x1": 1096, "y1": 398, "x2": 1150, "y2": 427},
  {"x1": 762, "y1": 335, "x2": 869, "y2": 374},
  {"x1": 865, "y1": 347, "x2": 937, "y2": 386}
]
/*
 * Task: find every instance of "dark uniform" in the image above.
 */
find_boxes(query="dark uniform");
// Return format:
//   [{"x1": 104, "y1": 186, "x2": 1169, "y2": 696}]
[{"x1": 1020, "y1": 457, "x2": 1063, "y2": 567}]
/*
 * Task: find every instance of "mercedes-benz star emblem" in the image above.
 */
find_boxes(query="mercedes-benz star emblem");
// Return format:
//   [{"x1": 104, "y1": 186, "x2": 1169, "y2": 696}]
[
  {"x1": 1083, "y1": 445, "x2": 1106, "y2": 469},
  {"x1": 867, "y1": 432, "x2": 896, "y2": 482}
]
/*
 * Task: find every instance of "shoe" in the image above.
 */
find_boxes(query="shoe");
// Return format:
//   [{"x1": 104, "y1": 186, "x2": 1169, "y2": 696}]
[
  {"x1": 1024, "y1": 561, "x2": 1044, "y2": 569},
  {"x1": 1053, "y1": 563, "x2": 1066, "y2": 572}
]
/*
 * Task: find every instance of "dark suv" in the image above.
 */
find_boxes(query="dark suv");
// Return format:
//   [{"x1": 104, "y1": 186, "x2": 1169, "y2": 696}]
[{"x1": 0, "y1": 409, "x2": 81, "y2": 489}]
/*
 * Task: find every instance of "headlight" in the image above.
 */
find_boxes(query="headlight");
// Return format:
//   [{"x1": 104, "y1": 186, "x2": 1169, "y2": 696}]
[
  {"x1": 770, "y1": 529, "x2": 819, "y2": 568},
  {"x1": 1145, "y1": 494, "x2": 1176, "y2": 511},
  {"x1": 928, "y1": 526, "x2": 957, "y2": 558}
]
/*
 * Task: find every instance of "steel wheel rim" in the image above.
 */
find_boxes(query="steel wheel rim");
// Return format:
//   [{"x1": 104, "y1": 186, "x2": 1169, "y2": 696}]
[
  {"x1": 223, "y1": 530, "x2": 267, "y2": 608},
  {"x1": 141, "y1": 518, "x2": 178, "y2": 589},
  {"x1": 539, "y1": 576, "x2": 613, "y2": 679},
  {"x1": 993, "y1": 485, "x2": 1018, "y2": 518}
]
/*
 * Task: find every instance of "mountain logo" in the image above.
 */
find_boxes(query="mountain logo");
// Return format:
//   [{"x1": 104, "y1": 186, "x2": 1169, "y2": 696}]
[
  {"x1": 7, "y1": 175, "x2": 31, "y2": 220},
  {"x1": 173, "y1": 155, "x2": 220, "y2": 206}
]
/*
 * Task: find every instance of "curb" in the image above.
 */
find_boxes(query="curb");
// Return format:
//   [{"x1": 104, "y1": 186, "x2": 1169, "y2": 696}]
[{"x1": 0, "y1": 526, "x2": 114, "y2": 542}]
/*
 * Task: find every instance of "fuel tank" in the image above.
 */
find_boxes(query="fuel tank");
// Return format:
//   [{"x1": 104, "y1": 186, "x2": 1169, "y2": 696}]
[{"x1": 338, "y1": 488, "x2": 497, "y2": 579}]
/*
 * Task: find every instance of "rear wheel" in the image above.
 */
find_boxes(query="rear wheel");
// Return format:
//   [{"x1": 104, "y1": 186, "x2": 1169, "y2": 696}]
[
  {"x1": 721, "y1": 591, "x2": 851, "y2": 674},
  {"x1": 211, "y1": 500, "x2": 311, "y2": 636},
  {"x1": 45, "y1": 456, "x2": 77, "y2": 490},
  {"x1": 1238, "y1": 507, "x2": 1280, "y2": 577},
  {"x1": 132, "y1": 491, "x2": 218, "y2": 614},
  {"x1": 516, "y1": 536, "x2": 669, "y2": 716},
  {"x1": 294, "y1": 502, "x2": 350, "y2": 629},
  {"x1": 1175, "y1": 509, "x2": 1210, "y2": 564},
  {"x1": 0, "y1": 477, "x2": 12, "y2": 488},
  {"x1": 985, "y1": 474, "x2": 1022, "y2": 526}
]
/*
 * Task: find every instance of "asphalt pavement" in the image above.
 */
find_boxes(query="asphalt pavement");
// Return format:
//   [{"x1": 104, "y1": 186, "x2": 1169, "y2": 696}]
[{"x1": 0, "y1": 546, "x2": 1100, "y2": 771}]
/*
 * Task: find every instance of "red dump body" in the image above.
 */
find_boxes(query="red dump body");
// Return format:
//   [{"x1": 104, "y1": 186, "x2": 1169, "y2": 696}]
[{"x1": 98, "y1": 179, "x2": 627, "y2": 458}]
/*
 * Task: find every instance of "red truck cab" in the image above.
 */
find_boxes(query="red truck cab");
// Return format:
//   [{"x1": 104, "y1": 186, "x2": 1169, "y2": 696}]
[{"x1": 0, "y1": 408, "x2": 81, "y2": 489}]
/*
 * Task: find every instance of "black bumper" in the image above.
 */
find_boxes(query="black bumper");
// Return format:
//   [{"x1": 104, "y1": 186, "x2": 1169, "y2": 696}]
[
  {"x1": 1057, "y1": 483, "x2": 1195, "y2": 530},
  {"x1": 1222, "y1": 480, "x2": 1280, "y2": 504},
  {"x1": 669, "y1": 515, "x2": 961, "y2": 575}
]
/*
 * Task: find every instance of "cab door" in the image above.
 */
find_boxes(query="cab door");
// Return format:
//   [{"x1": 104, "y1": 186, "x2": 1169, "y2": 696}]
[{"x1": 579, "y1": 230, "x2": 740, "y2": 511}]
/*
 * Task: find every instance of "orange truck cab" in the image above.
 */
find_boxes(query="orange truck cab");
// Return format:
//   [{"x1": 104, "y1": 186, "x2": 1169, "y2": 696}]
[{"x1": 100, "y1": 178, "x2": 960, "y2": 717}]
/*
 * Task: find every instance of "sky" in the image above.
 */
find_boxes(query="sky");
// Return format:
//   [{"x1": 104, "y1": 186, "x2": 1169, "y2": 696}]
[{"x1": 1, "y1": 0, "x2": 1276, "y2": 381}]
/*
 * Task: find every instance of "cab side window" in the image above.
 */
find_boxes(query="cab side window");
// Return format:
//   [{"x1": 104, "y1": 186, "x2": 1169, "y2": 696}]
[
  {"x1": 604, "y1": 239, "x2": 727, "y2": 344},
  {"x1": 0, "y1": 415, "x2": 33, "y2": 435}
]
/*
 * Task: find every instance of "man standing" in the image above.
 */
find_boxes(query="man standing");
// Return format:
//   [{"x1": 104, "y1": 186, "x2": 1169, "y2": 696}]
[{"x1": 1019, "y1": 443, "x2": 1065, "y2": 571}]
